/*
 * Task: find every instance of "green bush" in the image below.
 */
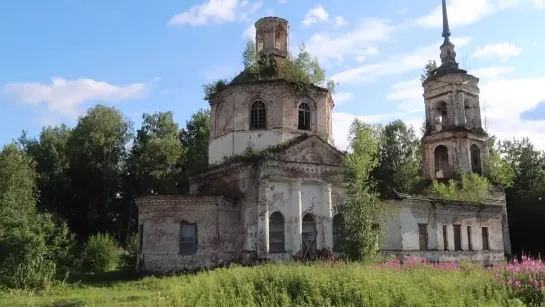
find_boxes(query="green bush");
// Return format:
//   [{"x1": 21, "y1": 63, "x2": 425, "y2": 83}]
[
  {"x1": 121, "y1": 233, "x2": 138, "y2": 270},
  {"x1": 82, "y1": 233, "x2": 120, "y2": 273}
]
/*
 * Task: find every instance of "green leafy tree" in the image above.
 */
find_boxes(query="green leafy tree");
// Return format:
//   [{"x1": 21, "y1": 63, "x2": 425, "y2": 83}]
[
  {"x1": 179, "y1": 109, "x2": 211, "y2": 183},
  {"x1": 67, "y1": 105, "x2": 134, "y2": 236},
  {"x1": 81, "y1": 233, "x2": 120, "y2": 273},
  {"x1": 420, "y1": 59, "x2": 437, "y2": 82},
  {"x1": 373, "y1": 120, "x2": 422, "y2": 196},
  {"x1": 337, "y1": 119, "x2": 383, "y2": 262},
  {"x1": 426, "y1": 173, "x2": 492, "y2": 202}
]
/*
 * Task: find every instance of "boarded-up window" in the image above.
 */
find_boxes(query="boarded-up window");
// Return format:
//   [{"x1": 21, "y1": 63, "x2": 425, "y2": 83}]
[
  {"x1": 332, "y1": 214, "x2": 344, "y2": 252},
  {"x1": 418, "y1": 224, "x2": 428, "y2": 251},
  {"x1": 442, "y1": 225, "x2": 448, "y2": 251},
  {"x1": 453, "y1": 225, "x2": 462, "y2": 251},
  {"x1": 302, "y1": 213, "x2": 317, "y2": 253},
  {"x1": 467, "y1": 226, "x2": 473, "y2": 251},
  {"x1": 180, "y1": 223, "x2": 197, "y2": 254},
  {"x1": 269, "y1": 212, "x2": 285, "y2": 253},
  {"x1": 482, "y1": 227, "x2": 490, "y2": 250},
  {"x1": 138, "y1": 224, "x2": 143, "y2": 253}
]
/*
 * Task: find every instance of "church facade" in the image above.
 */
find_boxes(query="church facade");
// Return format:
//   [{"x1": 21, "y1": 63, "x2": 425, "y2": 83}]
[{"x1": 136, "y1": 4, "x2": 511, "y2": 273}]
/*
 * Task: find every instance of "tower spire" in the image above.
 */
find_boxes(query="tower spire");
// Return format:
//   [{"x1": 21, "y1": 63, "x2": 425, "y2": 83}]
[
  {"x1": 436, "y1": 0, "x2": 461, "y2": 75},
  {"x1": 442, "y1": 0, "x2": 451, "y2": 39}
]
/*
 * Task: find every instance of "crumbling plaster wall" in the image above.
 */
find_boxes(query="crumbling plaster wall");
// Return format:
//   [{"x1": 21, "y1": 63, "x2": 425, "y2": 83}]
[
  {"x1": 423, "y1": 72, "x2": 482, "y2": 132},
  {"x1": 254, "y1": 160, "x2": 345, "y2": 258},
  {"x1": 420, "y1": 131, "x2": 489, "y2": 179},
  {"x1": 136, "y1": 196, "x2": 241, "y2": 272},
  {"x1": 381, "y1": 198, "x2": 507, "y2": 263},
  {"x1": 208, "y1": 82, "x2": 333, "y2": 164}
]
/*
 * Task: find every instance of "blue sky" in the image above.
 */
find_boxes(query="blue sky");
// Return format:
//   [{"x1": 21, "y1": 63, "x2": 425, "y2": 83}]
[{"x1": 1, "y1": 0, "x2": 545, "y2": 150}]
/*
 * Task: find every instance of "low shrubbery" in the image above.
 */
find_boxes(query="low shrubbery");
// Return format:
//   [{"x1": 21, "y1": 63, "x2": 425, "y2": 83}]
[{"x1": 81, "y1": 233, "x2": 120, "y2": 273}]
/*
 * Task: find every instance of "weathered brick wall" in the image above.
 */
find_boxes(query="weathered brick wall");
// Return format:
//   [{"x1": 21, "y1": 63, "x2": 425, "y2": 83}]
[{"x1": 136, "y1": 196, "x2": 242, "y2": 272}]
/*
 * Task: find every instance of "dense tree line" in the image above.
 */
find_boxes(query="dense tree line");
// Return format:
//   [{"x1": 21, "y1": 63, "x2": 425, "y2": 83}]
[{"x1": 1, "y1": 102, "x2": 544, "y2": 289}]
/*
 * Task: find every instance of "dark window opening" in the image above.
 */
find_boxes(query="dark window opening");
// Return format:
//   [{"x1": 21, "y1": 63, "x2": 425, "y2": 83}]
[
  {"x1": 250, "y1": 100, "x2": 266, "y2": 129},
  {"x1": 332, "y1": 214, "x2": 344, "y2": 252},
  {"x1": 482, "y1": 227, "x2": 490, "y2": 251},
  {"x1": 298, "y1": 102, "x2": 311, "y2": 131},
  {"x1": 138, "y1": 224, "x2": 143, "y2": 253},
  {"x1": 418, "y1": 223, "x2": 428, "y2": 251},
  {"x1": 180, "y1": 223, "x2": 197, "y2": 254},
  {"x1": 453, "y1": 225, "x2": 462, "y2": 251},
  {"x1": 467, "y1": 225, "x2": 473, "y2": 251},
  {"x1": 470, "y1": 144, "x2": 482, "y2": 174},
  {"x1": 443, "y1": 225, "x2": 448, "y2": 251},
  {"x1": 269, "y1": 212, "x2": 285, "y2": 253}
]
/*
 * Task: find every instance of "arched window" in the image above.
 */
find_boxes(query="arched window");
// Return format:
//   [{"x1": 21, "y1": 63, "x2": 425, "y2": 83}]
[
  {"x1": 269, "y1": 212, "x2": 285, "y2": 253},
  {"x1": 434, "y1": 145, "x2": 449, "y2": 179},
  {"x1": 250, "y1": 100, "x2": 266, "y2": 129},
  {"x1": 470, "y1": 144, "x2": 482, "y2": 174},
  {"x1": 302, "y1": 213, "x2": 317, "y2": 253},
  {"x1": 332, "y1": 214, "x2": 344, "y2": 252},
  {"x1": 298, "y1": 102, "x2": 311, "y2": 131}
]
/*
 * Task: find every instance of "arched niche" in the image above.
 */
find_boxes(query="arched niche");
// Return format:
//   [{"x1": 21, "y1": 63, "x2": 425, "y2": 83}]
[{"x1": 470, "y1": 144, "x2": 482, "y2": 174}]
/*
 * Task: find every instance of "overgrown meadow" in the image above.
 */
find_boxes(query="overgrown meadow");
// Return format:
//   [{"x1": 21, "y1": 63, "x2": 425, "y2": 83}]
[{"x1": 1, "y1": 256, "x2": 544, "y2": 307}]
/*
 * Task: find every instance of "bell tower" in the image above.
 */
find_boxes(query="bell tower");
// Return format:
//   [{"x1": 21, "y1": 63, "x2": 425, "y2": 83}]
[{"x1": 421, "y1": 0, "x2": 489, "y2": 180}]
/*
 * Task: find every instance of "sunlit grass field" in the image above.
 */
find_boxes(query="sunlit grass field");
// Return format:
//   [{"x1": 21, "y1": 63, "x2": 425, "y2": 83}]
[{"x1": 0, "y1": 261, "x2": 535, "y2": 307}]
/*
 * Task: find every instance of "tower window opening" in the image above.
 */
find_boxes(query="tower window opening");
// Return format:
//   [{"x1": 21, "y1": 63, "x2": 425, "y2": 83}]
[{"x1": 298, "y1": 102, "x2": 311, "y2": 131}]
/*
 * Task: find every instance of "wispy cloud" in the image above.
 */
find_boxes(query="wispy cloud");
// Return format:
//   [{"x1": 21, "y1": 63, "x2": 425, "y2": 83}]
[
  {"x1": 168, "y1": 0, "x2": 262, "y2": 26},
  {"x1": 471, "y1": 42, "x2": 522, "y2": 61},
  {"x1": 302, "y1": 5, "x2": 329, "y2": 27}
]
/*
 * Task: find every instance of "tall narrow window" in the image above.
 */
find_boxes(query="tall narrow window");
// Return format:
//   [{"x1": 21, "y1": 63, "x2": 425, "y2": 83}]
[
  {"x1": 332, "y1": 214, "x2": 344, "y2": 252},
  {"x1": 269, "y1": 212, "x2": 285, "y2": 253},
  {"x1": 180, "y1": 223, "x2": 197, "y2": 254},
  {"x1": 418, "y1": 223, "x2": 428, "y2": 251},
  {"x1": 302, "y1": 213, "x2": 317, "y2": 253},
  {"x1": 453, "y1": 225, "x2": 462, "y2": 251},
  {"x1": 250, "y1": 100, "x2": 266, "y2": 129},
  {"x1": 482, "y1": 227, "x2": 490, "y2": 251},
  {"x1": 442, "y1": 225, "x2": 448, "y2": 251},
  {"x1": 298, "y1": 102, "x2": 311, "y2": 131},
  {"x1": 138, "y1": 224, "x2": 144, "y2": 253},
  {"x1": 467, "y1": 226, "x2": 473, "y2": 251},
  {"x1": 434, "y1": 145, "x2": 449, "y2": 179},
  {"x1": 470, "y1": 144, "x2": 482, "y2": 174}
]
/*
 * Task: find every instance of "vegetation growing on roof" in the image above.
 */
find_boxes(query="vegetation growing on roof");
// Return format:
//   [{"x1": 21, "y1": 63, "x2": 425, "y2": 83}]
[
  {"x1": 424, "y1": 173, "x2": 492, "y2": 203},
  {"x1": 203, "y1": 39, "x2": 337, "y2": 101}
]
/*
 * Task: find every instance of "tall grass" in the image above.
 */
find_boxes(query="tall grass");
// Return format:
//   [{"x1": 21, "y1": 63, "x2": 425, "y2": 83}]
[{"x1": 0, "y1": 261, "x2": 537, "y2": 306}]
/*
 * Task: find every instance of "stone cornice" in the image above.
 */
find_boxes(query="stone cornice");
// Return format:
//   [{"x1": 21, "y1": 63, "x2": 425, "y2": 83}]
[
  {"x1": 136, "y1": 195, "x2": 238, "y2": 208},
  {"x1": 384, "y1": 196, "x2": 506, "y2": 213},
  {"x1": 188, "y1": 162, "x2": 253, "y2": 184},
  {"x1": 259, "y1": 160, "x2": 344, "y2": 183}
]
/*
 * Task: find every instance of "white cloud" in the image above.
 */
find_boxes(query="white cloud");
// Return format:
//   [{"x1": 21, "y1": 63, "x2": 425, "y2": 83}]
[
  {"x1": 242, "y1": 24, "x2": 256, "y2": 40},
  {"x1": 2, "y1": 77, "x2": 148, "y2": 120},
  {"x1": 415, "y1": 0, "x2": 520, "y2": 29},
  {"x1": 302, "y1": 5, "x2": 329, "y2": 27},
  {"x1": 529, "y1": 0, "x2": 545, "y2": 8},
  {"x1": 330, "y1": 36, "x2": 472, "y2": 84},
  {"x1": 168, "y1": 0, "x2": 262, "y2": 26},
  {"x1": 333, "y1": 16, "x2": 348, "y2": 29},
  {"x1": 471, "y1": 42, "x2": 522, "y2": 61},
  {"x1": 332, "y1": 92, "x2": 354, "y2": 105},
  {"x1": 355, "y1": 56, "x2": 365, "y2": 63},
  {"x1": 305, "y1": 18, "x2": 395, "y2": 64},
  {"x1": 386, "y1": 78, "x2": 424, "y2": 113},
  {"x1": 467, "y1": 66, "x2": 514, "y2": 79}
]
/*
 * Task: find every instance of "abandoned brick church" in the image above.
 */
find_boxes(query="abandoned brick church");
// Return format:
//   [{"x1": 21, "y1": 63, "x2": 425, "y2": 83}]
[{"x1": 135, "y1": 1, "x2": 511, "y2": 272}]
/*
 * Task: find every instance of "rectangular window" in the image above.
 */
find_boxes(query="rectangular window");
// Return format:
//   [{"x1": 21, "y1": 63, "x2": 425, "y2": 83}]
[
  {"x1": 180, "y1": 223, "x2": 197, "y2": 254},
  {"x1": 467, "y1": 226, "x2": 473, "y2": 251},
  {"x1": 442, "y1": 225, "x2": 448, "y2": 251},
  {"x1": 138, "y1": 224, "x2": 143, "y2": 252},
  {"x1": 418, "y1": 223, "x2": 428, "y2": 251},
  {"x1": 482, "y1": 227, "x2": 490, "y2": 250},
  {"x1": 453, "y1": 225, "x2": 462, "y2": 251}
]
